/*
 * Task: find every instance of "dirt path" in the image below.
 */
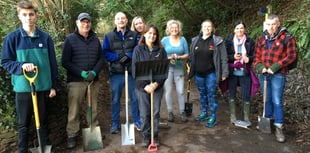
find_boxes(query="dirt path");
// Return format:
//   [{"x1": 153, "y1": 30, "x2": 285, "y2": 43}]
[{"x1": 53, "y1": 82, "x2": 307, "y2": 153}]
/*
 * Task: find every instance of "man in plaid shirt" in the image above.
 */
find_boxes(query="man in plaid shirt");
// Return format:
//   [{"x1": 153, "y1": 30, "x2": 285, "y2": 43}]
[{"x1": 254, "y1": 14, "x2": 297, "y2": 143}]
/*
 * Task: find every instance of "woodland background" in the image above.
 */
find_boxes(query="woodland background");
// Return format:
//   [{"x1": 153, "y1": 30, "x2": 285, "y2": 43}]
[{"x1": 0, "y1": 0, "x2": 309, "y2": 151}]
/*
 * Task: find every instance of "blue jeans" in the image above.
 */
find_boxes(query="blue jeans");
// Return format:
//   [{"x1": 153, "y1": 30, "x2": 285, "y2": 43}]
[
  {"x1": 16, "y1": 91, "x2": 50, "y2": 153},
  {"x1": 195, "y1": 72, "x2": 218, "y2": 118},
  {"x1": 109, "y1": 73, "x2": 140, "y2": 125},
  {"x1": 259, "y1": 73, "x2": 285, "y2": 125}
]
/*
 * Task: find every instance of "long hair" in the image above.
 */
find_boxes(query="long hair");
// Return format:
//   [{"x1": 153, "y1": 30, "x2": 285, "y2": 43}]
[
  {"x1": 139, "y1": 24, "x2": 162, "y2": 48},
  {"x1": 200, "y1": 19, "x2": 214, "y2": 34},
  {"x1": 130, "y1": 16, "x2": 145, "y2": 31},
  {"x1": 234, "y1": 21, "x2": 246, "y2": 29}
]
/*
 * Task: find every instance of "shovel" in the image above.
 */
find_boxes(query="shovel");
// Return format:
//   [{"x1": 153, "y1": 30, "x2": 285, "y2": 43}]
[
  {"x1": 121, "y1": 66, "x2": 135, "y2": 145},
  {"x1": 257, "y1": 74, "x2": 271, "y2": 133},
  {"x1": 184, "y1": 79, "x2": 193, "y2": 116},
  {"x1": 148, "y1": 88, "x2": 158, "y2": 152},
  {"x1": 23, "y1": 66, "x2": 52, "y2": 153},
  {"x1": 82, "y1": 81, "x2": 103, "y2": 152}
]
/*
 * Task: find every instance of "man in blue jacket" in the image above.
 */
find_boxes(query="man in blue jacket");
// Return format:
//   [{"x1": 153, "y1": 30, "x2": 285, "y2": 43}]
[
  {"x1": 1, "y1": 1, "x2": 58, "y2": 153},
  {"x1": 102, "y1": 12, "x2": 141, "y2": 134}
]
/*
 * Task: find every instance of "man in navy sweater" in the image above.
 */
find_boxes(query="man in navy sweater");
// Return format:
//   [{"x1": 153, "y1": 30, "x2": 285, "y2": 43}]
[{"x1": 1, "y1": 1, "x2": 58, "y2": 153}]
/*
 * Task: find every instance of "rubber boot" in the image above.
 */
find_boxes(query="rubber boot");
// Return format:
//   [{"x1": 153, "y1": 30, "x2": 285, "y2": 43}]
[
  {"x1": 229, "y1": 99, "x2": 236, "y2": 124},
  {"x1": 243, "y1": 101, "x2": 252, "y2": 126}
]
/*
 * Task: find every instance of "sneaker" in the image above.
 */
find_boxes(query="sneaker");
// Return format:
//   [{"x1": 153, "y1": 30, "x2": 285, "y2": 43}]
[
  {"x1": 275, "y1": 126, "x2": 285, "y2": 143},
  {"x1": 168, "y1": 112, "x2": 174, "y2": 122},
  {"x1": 134, "y1": 121, "x2": 141, "y2": 131},
  {"x1": 205, "y1": 117, "x2": 216, "y2": 128},
  {"x1": 196, "y1": 113, "x2": 208, "y2": 122},
  {"x1": 110, "y1": 123, "x2": 119, "y2": 134},
  {"x1": 181, "y1": 112, "x2": 188, "y2": 122},
  {"x1": 66, "y1": 137, "x2": 76, "y2": 149}
]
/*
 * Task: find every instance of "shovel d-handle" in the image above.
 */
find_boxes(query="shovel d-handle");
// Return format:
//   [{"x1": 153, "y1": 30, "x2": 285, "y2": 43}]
[{"x1": 23, "y1": 66, "x2": 40, "y2": 128}]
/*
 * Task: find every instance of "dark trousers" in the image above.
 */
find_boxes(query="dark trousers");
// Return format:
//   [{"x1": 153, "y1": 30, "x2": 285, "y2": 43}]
[
  {"x1": 135, "y1": 88, "x2": 163, "y2": 140},
  {"x1": 16, "y1": 91, "x2": 49, "y2": 153},
  {"x1": 228, "y1": 74, "x2": 251, "y2": 101}
]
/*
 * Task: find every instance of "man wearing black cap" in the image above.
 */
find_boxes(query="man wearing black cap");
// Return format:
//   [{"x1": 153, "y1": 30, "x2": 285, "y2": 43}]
[{"x1": 61, "y1": 12, "x2": 104, "y2": 149}]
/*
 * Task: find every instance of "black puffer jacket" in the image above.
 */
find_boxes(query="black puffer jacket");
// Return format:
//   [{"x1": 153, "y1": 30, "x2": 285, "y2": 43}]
[{"x1": 62, "y1": 30, "x2": 104, "y2": 82}]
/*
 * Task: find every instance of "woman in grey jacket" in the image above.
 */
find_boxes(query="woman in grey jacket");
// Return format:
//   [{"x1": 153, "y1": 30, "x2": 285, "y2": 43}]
[{"x1": 188, "y1": 19, "x2": 228, "y2": 128}]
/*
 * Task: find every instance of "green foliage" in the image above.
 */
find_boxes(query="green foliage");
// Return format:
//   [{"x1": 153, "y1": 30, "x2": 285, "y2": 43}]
[
  {"x1": 0, "y1": 0, "x2": 309, "y2": 132},
  {"x1": 0, "y1": 68, "x2": 16, "y2": 131}
]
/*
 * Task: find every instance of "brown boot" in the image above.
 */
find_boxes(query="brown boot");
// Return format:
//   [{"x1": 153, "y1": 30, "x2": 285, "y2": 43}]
[{"x1": 275, "y1": 126, "x2": 285, "y2": 143}]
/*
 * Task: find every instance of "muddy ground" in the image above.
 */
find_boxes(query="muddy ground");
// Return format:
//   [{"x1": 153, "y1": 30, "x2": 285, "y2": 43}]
[{"x1": 51, "y1": 79, "x2": 309, "y2": 153}]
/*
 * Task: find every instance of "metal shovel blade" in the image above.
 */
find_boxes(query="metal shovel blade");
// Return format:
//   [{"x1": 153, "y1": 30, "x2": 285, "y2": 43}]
[
  {"x1": 233, "y1": 120, "x2": 251, "y2": 129},
  {"x1": 29, "y1": 145, "x2": 52, "y2": 153},
  {"x1": 82, "y1": 126, "x2": 103, "y2": 152},
  {"x1": 121, "y1": 123, "x2": 135, "y2": 145},
  {"x1": 257, "y1": 116, "x2": 271, "y2": 134}
]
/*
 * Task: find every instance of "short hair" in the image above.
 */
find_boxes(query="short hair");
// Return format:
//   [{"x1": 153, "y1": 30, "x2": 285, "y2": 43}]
[
  {"x1": 17, "y1": 1, "x2": 37, "y2": 14},
  {"x1": 267, "y1": 14, "x2": 280, "y2": 22},
  {"x1": 130, "y1": 16, "x2": 145, "y2": 31},
  {"x1": 114, "y1": 12, "x2": 127, "y2": 20},
  {"x1": 165, "y1": 19, "x2": 183, "y2": 36}
]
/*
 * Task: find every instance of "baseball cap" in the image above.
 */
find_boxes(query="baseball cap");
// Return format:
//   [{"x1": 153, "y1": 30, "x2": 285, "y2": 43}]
[{"x1": 77, "y1": 13, "x2": 91, "y2": 21}]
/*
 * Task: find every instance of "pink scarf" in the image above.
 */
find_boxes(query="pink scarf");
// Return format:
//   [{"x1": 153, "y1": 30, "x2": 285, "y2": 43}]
[{"x1": 233, "y1": 35, "x2": 247, "y2": 70}]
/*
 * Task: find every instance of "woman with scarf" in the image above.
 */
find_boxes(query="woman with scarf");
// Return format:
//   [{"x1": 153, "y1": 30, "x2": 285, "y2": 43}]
[{"x1": 225, "y1": 21, "x2": 255, "y2": 126}]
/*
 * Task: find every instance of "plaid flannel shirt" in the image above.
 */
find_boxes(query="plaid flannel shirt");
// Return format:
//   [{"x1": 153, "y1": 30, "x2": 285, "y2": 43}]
[{"x1": 254, "y1": 29, "x2": 297, "y2": 74}]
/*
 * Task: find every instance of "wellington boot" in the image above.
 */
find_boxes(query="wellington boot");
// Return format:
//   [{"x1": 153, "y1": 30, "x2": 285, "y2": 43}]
[
  {"x1": 229, "y1": 99, "x2": 237, "y2": 123},
  {"x1": 243, "y1": 101, "x2": 252, "y2": 126}
]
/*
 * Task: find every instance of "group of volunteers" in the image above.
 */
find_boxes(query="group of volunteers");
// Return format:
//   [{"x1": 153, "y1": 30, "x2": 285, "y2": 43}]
[{"x1": 1, "y1": 1, "x2": 297, "y2": 152}]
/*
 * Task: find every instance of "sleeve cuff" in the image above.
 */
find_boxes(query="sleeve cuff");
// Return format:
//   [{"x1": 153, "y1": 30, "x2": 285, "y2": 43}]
[
  {"x1": 255, "y1": 63, "x2": 265, "y2": 74},
  {"x1": 269, "y1": 63, "x2": 281, "y2": 73}
]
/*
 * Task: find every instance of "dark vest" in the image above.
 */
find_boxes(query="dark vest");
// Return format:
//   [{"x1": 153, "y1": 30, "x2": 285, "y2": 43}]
[
  {"x1": 106, "y1": 30, "x2": 137, "y2": 73},
  {"x1": 66, "y1": 31, "x2": 101, "y2": 82}
]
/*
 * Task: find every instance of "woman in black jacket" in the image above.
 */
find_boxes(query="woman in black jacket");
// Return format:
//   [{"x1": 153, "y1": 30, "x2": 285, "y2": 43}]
[
  {"x1": 225, "y1": 21, "x2": 255, "y2": 126},
  {"x1": 132, "y1": 24, "x2": 167, "y2": 147}
]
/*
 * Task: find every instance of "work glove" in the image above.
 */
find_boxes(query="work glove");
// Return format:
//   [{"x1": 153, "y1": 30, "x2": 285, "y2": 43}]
[
  {"x1": 85, "y1": 71, "x2": 96, "y2": 82},
  {"x1": 81, "y1": 71, "x2": 88, "y2": 79},
  {"x1": 119, "y1": 53, "x2": 131, "y2": 67}
]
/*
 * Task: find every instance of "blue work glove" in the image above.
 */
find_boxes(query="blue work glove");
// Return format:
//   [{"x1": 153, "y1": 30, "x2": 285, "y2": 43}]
[{"x1": 86, "y1": 71, "x2": 96, "y2": 82}]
